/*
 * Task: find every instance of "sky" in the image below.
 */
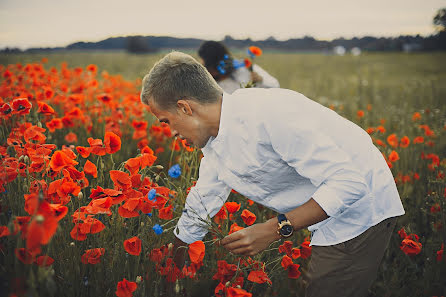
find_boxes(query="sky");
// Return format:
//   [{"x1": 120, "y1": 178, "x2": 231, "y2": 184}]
[{"x1": 1, "y1": 0, "x2": 444, "y2": 49}]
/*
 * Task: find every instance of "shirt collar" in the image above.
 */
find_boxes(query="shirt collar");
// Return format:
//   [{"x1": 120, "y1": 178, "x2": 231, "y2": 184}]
[{"x1": 202, "y1": 92, "x2": 230, "y2": 155}]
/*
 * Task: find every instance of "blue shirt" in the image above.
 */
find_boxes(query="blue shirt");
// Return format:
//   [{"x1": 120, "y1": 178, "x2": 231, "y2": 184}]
[{"x1": 174, "y1": 88, "x2": 405, "y2": 246}]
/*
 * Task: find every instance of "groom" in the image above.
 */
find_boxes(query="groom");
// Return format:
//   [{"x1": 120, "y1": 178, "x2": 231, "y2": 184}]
[{"x1": 140, "y1": 51, "x2": 405, "y2": 297}]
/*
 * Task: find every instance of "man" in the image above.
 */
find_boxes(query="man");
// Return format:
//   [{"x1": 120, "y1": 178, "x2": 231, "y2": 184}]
[{"x1": 140, "y1": 52, "x2": 405, "y2": 297}]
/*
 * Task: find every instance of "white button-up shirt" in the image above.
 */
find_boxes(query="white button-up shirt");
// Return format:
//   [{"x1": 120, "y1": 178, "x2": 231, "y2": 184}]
[
  {"x1": 174, "y1": 88, "x2": 405, "y2": 246},
  {"x1": 218, "y1": 64, "x2": 280, "y2": 94}
]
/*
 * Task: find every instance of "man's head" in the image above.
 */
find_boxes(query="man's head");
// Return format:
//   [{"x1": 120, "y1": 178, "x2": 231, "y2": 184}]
[{"x1": 141, "y1": 52, "x2": 223, "y2": 148}]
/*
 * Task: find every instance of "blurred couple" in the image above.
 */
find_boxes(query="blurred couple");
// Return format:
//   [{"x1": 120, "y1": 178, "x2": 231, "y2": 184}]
[{"x1": 197, "y1": 41, "x2": 280, "y2": 93}]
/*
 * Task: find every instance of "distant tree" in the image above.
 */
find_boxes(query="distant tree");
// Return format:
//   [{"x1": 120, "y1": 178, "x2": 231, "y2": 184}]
[
  {"x1": 433, "y1": 8, "x2": 446, "y2": 32},
  {"x1": 126, "y1": 36, "x2": 154, "y2": 54}
]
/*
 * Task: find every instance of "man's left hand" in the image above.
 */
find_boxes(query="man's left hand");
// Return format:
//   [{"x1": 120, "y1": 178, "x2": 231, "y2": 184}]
[{"x1": 220, "y1": 219, "x2": 280, "y2": 256}]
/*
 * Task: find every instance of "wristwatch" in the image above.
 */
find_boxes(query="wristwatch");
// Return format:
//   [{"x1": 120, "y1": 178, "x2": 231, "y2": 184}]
[{"x1": 277, "y1": 214, "x2": 294, "y2": 238}]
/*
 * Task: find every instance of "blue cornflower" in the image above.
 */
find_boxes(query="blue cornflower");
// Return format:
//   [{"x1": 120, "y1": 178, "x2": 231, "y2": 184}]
[
  {"x1": 223, "y1": 54, "x2": 229, "y2": 60},
  {"x1": 232, "y1": 59, "x2": 245, "y2": 69},
  {"x1": 168, "y1": 164, "x2": 181, "y2": 178},
  {"x1": 146, "y1": 212, "x2": 152, "y2": 217},
  {"x1": 153, "y1": 224, "x2": 163, "y2": 235},
  {"x1": 148, "y1": 188, "x2": 156, "y2": 201},
  {"x1": 217, "y1": 64, "x2": 226, "y2": 75}
]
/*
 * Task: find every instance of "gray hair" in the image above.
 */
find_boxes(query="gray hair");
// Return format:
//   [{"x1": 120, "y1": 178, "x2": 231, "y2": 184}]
[{"x1": 140, "y1": 51, "x2": 223, "y2": 110}]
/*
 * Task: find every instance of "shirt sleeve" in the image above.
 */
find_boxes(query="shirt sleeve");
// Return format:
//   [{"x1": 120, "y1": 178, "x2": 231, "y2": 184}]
[
  {"x1": 264, "y1": 103, "x2": 370, "y2": 218},
  {"x1": 253, "y1": 64, "x2": 280, "y2": 89},
  {"x1": 174, "y1": 154, "x2": 231, "y2": 244}
]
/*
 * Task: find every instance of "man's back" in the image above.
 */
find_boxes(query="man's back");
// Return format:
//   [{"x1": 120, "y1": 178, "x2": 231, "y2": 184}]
[{"x1": 195, "y1": 87, "x2": 404, "y2": 245}]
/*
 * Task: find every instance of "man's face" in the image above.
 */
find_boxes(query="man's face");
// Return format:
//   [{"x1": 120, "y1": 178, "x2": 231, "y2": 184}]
[{"x1": 148, "y1": 99, "x2": 211, "y2": 148}]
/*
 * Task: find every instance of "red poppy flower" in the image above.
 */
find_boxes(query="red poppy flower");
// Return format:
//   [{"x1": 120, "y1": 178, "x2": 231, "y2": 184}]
[
  {"x1": 400, "y1": 238, "x2": 422, "y2": 256},
  {"x1": 125, "y1": 157, "x2": 141, "y2": 175},
  {"x1": 49, "y1": 150, "x2": 78, "y2": 172},
  {"x1": 247, "y1": 270, "x2": 272, "y2": 285},
  {"x1": 37, "y1": 102, "x2": 55, "y2": 114},
  {"x1": 399, "y1": 136, "x2": 410, "y2": 148},
  {"x1": 87, "y1": 138, "x2": 107, "y2": 156},
  {"x1": 24, "y1": 125, "x2": 47, "y2": 144},
  {"x1": 300, "y1": 241, "x2": 312, "y2": 259},
  {"x1": 244, "y1": 58, "x2": 252, "y2": 69},
  {"x1": 84, "y1": 160, "x2": 98, "y2": 178},
  {"x1": 86, "y1": 64, "x2": 97, "y2": 73},
  {"x1": 159, "y1": 204, "x2": 173, "y2": 220},
  {"x1": 226, "y1": 287, "x2": 252, "y2": 297},
  {"x1": 15, "y1": 248, "x2": 35, "y2": 264},
  {"x1": 115, "y1": 278, "x2": 138, "y2": 297},
  {"x1": 388, "y1": 150, "x2": 400, "y2": 163},
  {"x1": 124, "y1": 236, "x2": 142, "y2": 256},
  {"x1": 413, "y1": 136, "x2": 424, "y2": 144},
  {"x1": 104, "y1": 131, "x2": 121, "y2": 154},
  {"x1": 248, "y1": 46, "x2": 262, "y2": 56},
  {"x1": 0, "y1": 103, "x2": 12, "y2": 118},
  {"x1": 118, "y1": 198, "x2": 141, "y2": 218},
  {"x1": 412, "y1": 112, "x2": 421, "y2": 121},
  {"x1": 81, "y1": 248, "x2": 105, "y2": 264},
  {"x1": 229, "y1": 223, "x2": 244, "y2": 235},
  {"x1": 11, "y1": 98, "x2": 32, "y2": 115},
  {"x1": 188, "y1": 240, "x2": 205, "y2": 264},
  {"x1": 0, "y1": 226, "x2": 10, "y2": 237},
  {"x1": 225, "y1": 202, "x2": 240, "y2": 214},
  {"x1": 76, "y1": 146, "x2": 92, "y2": 158},
  {"x1": 110, "y1": 170, "x2": 132, "y2": 190},
  {"x1": 281, "y1": 255, "x2": 293, "y2": 269},
  {"x1": 241, "y1": 209, "x2": 256, "y2": 226},
  {"x1": 287, "y1": 263, "x2": 301, "y2": 279},
  {"x1": 35, "y1": 255, "x2": 54, "y2": 267},
  {"x1": 97, "y1": 93, "x2": 113, "y2": 103},
  {"x1": 46, "y1": 118, "x2": 63, "y2": 133}
]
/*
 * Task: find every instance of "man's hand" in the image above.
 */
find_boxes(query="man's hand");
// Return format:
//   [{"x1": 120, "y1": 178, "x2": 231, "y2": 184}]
[
  {"x1": 220, "y1": 218, "x2": 280, "y2": 256},
  {"x1": 250, "y1": 71, "x2": 263, "y2": 84}
]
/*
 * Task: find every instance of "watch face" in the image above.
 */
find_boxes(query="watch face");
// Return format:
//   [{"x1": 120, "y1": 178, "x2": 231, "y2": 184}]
[{"x1": 280, "y1": 225, "x2": 293, "y2": 237}]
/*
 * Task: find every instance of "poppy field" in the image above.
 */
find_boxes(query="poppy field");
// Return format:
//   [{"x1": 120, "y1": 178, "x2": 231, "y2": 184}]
[{"x1": 0, "y1": 51, "x2": 445, "y2": 297}]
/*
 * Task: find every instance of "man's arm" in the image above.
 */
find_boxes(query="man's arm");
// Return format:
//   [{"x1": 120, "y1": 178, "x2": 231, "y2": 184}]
[
  {"x1": 172, "y1": 154, "x2": 231, "y2": 268},
  {"x1": 220, "y1": 198, "x2": 328, "y2": 256}
]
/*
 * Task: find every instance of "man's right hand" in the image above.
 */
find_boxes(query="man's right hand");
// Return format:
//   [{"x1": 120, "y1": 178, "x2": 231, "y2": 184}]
[{"x1": 173, "y1": 237, "x2": 188, "y2": 269}]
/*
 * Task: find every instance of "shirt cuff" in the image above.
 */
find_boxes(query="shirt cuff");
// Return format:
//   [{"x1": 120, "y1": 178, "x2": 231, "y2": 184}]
[
  {"x1": 173, "y1": 213, "x2": 209, "y2": 244},
  {"x1": 311, "y1": 184, "x2": 347, "y2": 218}
]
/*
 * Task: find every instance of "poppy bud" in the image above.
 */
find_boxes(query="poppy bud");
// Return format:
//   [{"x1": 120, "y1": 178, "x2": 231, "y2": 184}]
[
  {"x1": 225, "y1": 281, "x2": 231, "y2": 287},
  {"x1": 140, "y1": 222, "x2": 145, "y2": 227},
  {"x1": 77, "y1": 192, "x2": 84, "y2": 199},
  {"x1": 168, "y1": 243, "x2": 173, "y2": 252},
  {"x1": 70, "y1": 242, "x2": 75, "y2": 246},
  {"x1": 135, "y1": 276, "x2": 142, "y2": 284},
  {"x1": 236, "y1": 285, "x2": 241, "y2": 289},
  {"x1": 154, "y1": 165, "x2": 164, "y2": 170},
  {"x1": 24, "y1": 156, "x2": 29, "y2": 164},
  {"x1": 100, "y1": 161, "x2": 105, "y2": 169},
  {"x1": 18, "y1": 155, "x2": 24, "y2": 162},
  {"x1": 35, "y1": 214, "x2": 45, "y2": 223},
  {"x1": 155, "y1": 175, "x2": 160, "y2": 182},
  {"x1": 37, "y1": 122, "x2": 42, "y2": 128}
]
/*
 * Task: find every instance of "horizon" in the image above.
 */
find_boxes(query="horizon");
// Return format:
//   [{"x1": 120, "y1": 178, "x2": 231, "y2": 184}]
[{"x1": 1, "y1": 0, "x2": 444, "y2": 50}]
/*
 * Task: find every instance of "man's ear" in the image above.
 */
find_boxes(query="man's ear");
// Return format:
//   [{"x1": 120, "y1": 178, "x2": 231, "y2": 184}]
[{"x1": 177, "y1": 99, "x2": 193, "y2": 116}]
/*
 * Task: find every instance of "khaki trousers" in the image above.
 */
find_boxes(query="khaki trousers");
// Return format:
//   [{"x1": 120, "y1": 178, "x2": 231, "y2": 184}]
[{"x1": 305, "y1": 217, "x2": 397, "y2": 297}]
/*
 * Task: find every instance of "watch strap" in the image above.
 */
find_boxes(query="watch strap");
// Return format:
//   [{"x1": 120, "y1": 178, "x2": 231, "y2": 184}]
[{"x1": 278, "y1": 213, "x2": 287, "y2": 223}]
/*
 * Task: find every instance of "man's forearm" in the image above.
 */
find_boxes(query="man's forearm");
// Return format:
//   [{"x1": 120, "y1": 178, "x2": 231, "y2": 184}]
[{"x1": 265, "y1": 198, "x2": 329, "y2": 235}]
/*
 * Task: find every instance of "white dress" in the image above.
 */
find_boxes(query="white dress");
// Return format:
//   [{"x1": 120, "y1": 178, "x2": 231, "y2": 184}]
[{"x1": 218, "y1": 64, "x2": 280, "y2": 94}]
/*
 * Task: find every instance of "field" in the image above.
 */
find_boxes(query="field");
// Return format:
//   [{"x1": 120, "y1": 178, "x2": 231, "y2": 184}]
[{"x1": 0, "y1": 50, "x2": 445, "y2": 297}]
